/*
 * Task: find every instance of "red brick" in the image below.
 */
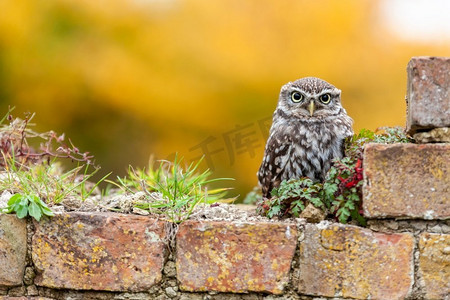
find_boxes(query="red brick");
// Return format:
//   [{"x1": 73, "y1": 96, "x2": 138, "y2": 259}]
[
  {"x1": 418, "y1": 233, "x2": 450, "y2": 299},
  {"x1": 176, "y1": 220, "x2": 298, "y2": 294},
  {"x1": 0, "y1": 215, "x2": 27, "y2": 286},
  {"x1": 406, "y1": 56, "x2": 450, "y2": 134},
  {"x1": 298, "y1": 223, "x2": 414, "y2": 299},
  {"x1": 363, "y1": 143, "x2": 450, "y2": 219},
  {"x1": 32, "y1": 212, "x2": 167, "y2": 292}
]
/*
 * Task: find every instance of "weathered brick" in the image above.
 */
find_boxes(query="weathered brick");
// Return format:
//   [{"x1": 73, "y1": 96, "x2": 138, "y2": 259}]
[
  {"x1": 406, "y1": 56, "x2": 450, "y2": 134},
  {"x1": 32, "y1": 212, "x2": 167, "y2": 292},
  {"x1": 0, "y1": 214, "x2": 27, "y2": 287},
  {"x1": 298, "y1": 223, "x2": 414, "y2": 299},
  {"x1": 0, "y1": 296, "x2": 52, "y2": 300},
  {"x1": 176, "y1": 220, "x2": 298, "y2": 294},
  {"x1": 418, "y1": 233, "x2": 450, "y2": 299},
  {"x1": 363, "y1": 143, "x2": 450, "y2": 219}
]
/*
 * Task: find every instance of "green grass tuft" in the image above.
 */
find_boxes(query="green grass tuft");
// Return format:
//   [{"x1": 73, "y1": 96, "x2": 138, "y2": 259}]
[{"x1": 114, "y1": 155, "x2": 234, "y2": 223}]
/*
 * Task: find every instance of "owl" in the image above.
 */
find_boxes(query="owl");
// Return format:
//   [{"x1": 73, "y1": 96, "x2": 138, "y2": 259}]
[{"x1": 258, "y1": 77, "x2": 353, "y2": 198}]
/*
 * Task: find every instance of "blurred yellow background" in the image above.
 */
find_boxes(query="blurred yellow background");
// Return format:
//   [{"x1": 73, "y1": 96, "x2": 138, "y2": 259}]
[{"x1": 0, "y1": 0, "x2": 449, "y2": 199}]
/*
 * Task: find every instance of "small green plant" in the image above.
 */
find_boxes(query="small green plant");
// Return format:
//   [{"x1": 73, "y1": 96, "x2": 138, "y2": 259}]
[
  {"x1": 1, "y1": 153, "x2": 106, "y2": 202},
  {"x1": 323, "y1": 156, "x2": 365, "y2": 225},
  {"x1": 0, "y1": 108, "x2": 107, "y2": 221},
  {"x1": 257, "y1": 178, "x2": 323, "y2": 218},
  {"x1": 3, "y1": 193, "x2": 54, "y2": 221},
  {"x1": 115, "y1": 156, "x2": 234, "y2": 223},
  {"x1": 372, "y1": 126, "x2": 412, "y2": 144},
  {"x1": 257, "y1": 127, "x2": 412, "y2": 225}
]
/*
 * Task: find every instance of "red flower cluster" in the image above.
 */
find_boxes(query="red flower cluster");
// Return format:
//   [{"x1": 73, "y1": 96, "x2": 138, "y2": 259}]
[{"x1": 337, "y1": 159, "x2": 363, "y2": 188}]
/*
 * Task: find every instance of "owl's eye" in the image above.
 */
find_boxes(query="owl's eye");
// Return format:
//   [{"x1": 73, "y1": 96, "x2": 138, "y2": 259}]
[
  {"x1": 291, "y1": 92, "x2": 304, "y2": 103},
  {"x1": 319, "y1": 93, "x2": 331, "y2": 104}
]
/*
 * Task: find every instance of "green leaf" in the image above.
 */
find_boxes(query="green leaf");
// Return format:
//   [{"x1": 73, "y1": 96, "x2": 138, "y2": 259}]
[
  {"x1": 29, "y1": 201, "x2": 42, "y2": 221},
  {"x1": 10, "y1": 200, "x2": 22, "y2": 212},
  {"x1": 19, "y1": 196, "x2": 29, "y2": 206},
  {"x1": 356, "y1": 128, "x2": 375, "y2": 140},
  {"x1": 2, "y1": 207, "x2": 12, "y2": 214},
  {"x1": 16, "y1": 204, "x2": 28, "y2": 219},
  {"x1": 344, "y1": 200, "x2": 355, "y2": 210},
  {"x1": 268, "y1": 205, "x2": 281, "y2": 218},
  {"x1": 41, "y1": 206, "x2": 55, "y2": 217},
  {"x1": 7, "y1": 193, "x2": 22, "y2": 206},
  {"x1": 350, "y1": 209, "x2": 367, "y2": 226},
  {"x1": 291, "y1": 205, "x2": 300, "y2": 217},
  {"x1": 310, "y1": 197, "x2": 323, "y2": 208},
  {"x1": 33, "y1": 196, "x2": 54, "y2": 217}
]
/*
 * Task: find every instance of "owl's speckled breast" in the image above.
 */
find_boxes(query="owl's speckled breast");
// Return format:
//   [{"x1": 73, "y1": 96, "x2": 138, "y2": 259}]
[{"x1": 283, "y1": 120, "x2": 346, "y2": 181}]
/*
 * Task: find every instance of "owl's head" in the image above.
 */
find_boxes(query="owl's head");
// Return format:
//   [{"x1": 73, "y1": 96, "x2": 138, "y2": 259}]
[{"x1": 276, "y1": 77, "x2": 343, "y2": 120}]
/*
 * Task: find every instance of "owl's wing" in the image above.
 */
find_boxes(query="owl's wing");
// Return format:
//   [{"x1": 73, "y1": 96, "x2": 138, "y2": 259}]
[
  {"x1": 340, "y1": 115, "x2": 354, "y2": 156},
  {"x1": 257, "y1": 134, "x2": 292, "y2": 198},
  {"x1": 341, "y1": 113, "x2": 354, "y2": 138}
]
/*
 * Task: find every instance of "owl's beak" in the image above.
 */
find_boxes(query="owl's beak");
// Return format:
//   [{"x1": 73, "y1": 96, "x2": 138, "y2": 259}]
[{"x1": 308, "y1": 100, "x2": 315, "y2": 116}]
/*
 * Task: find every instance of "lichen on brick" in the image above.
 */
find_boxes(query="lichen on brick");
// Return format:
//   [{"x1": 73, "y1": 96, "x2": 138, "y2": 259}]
[
  {"x1": 418, "y1": 232, "x2": 450, "y2": 299},
  {"x1": 176, "y1": 220, "x2": 298, "y2": 294},
  {"x1": 363, "y1": 143, "x2": 450, "y2": 219},
  {"x1": 0, "y1": 214, "x2": 27, "y2": 287},
  {"x1": 298, "y1": 222, "x2": 414, "y2": 299},
  {"x1": 32, "y1": 212, "x2": 168, "y2": 292}
]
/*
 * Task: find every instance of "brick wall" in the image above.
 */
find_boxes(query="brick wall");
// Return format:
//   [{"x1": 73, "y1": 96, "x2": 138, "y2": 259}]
[{"x1": 0, "y1": 56, "x2": 449, "y2": 300}]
